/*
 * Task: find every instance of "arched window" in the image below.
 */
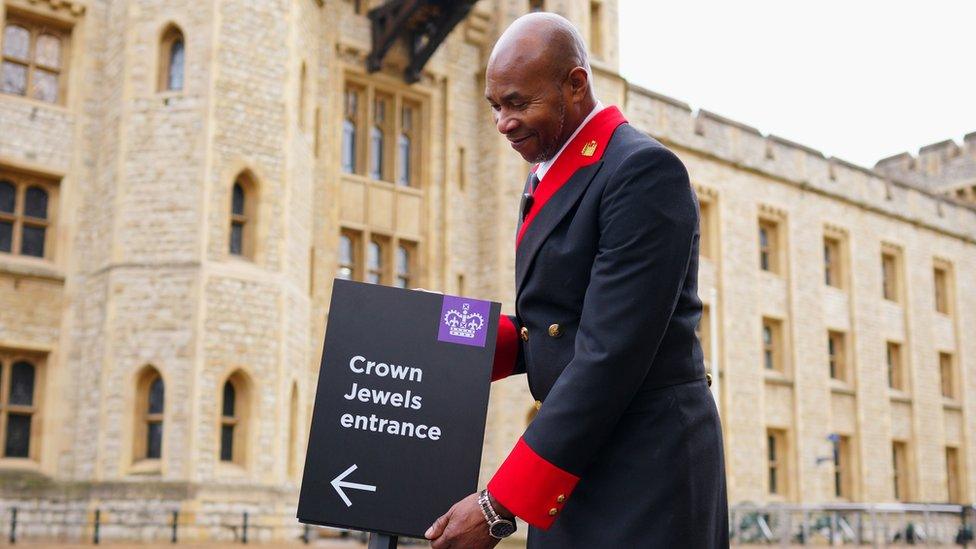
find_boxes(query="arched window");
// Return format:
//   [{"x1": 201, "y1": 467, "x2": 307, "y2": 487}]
[
  {"x1": 229, "y1": 172, "x2": 257, "y2": 259},
  {"x1": 337, "y1": 232, "x2": 355, "y2": 280},
  {"x1": 219, "y1": 372, "x2": 249, "y2": 465},
  {"x1": 369, "y1": 96, "x2": 390, "y2": 181},
  {"x1": 288, "y1": 383, "x2": 299, "y2": 478},
  {"x1": 159, "y1": 25, "x2": 185, "y2": 92},
  {"x1": 395, "y1": 243, "x2": 413, "y2": 288},
  {"x1": 397, "y1": 106, "x2": 414, "y2": 186},
  {"x1": 134, "y1": 366, "x2": 164, "y2": 461},
  {"x1": 1, "y1": 358, "x2": 37, "y2": 458},
  {"x1": 366, "y1": 239, "x2": 383, "y2": 284},
  {"x1": 341, "y1": 89, "x2": 359, "y2": 174}
]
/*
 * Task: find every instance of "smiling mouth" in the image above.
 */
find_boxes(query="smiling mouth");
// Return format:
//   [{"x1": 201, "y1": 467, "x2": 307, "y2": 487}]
[{"x1": 508, "y1": 135, "x2": 532, "y2": 147}]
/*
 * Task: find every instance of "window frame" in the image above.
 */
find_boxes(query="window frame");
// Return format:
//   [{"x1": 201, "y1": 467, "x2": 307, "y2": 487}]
[
  {"x1": 823, "y1": 235, "x2": 844, "y2": 289},
  {"x1": 228, "y1": 171, "x2": 259, "y2": 261},
  {"x1": 892, "y1": 440, "x2": 911, "y2": 501},
  {"x1": 881, "y1": 247, "x2": 902, "y2": 303},
  {"x1": 827, "y1": 330, "x2": 848, "y2": 383},
  {"x1": 1, "y1": 13, "x2": 70, "y2": 105},
  {"x1": 886, "y1": 341, "x2": 907, "y2": 392},
  {"x1": 758, "y1": 218, "x2": 781, "y2": 274},
  {"x1": 157, "y1": 24, "x2": 184, "y2": 92},
  {"x1": 0, "y1": 352, "x2": 43, "y2": 463},
  {"x1": 0, "y1": 169, "x2": 58, "y2": 261},
  {"x1": 939, "y1": 351, "x2": 956, "y2": 400},
  {"x1": 933, "y1": 261, "x2": 952, "y2": 315},
  {"x1": 132, "y1": 366, "x2": 164, "y2": 465},
  {"x1": 218, "y1": 373, "x2": 250, "y2": 468},
  {"x1": 766, "y1": 428, "x2": 789, "y2": 498},
  {"x1": 342, "y1": 75, "x2": 425, "y2": 189},
  {"x1": 762, "y1": 317, "x2": 785, "y2": 374}
]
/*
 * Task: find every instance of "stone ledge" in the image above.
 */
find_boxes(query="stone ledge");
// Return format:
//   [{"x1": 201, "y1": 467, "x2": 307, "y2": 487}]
[{"x1": 0, "y1": 258, "x2": 65, "y2": 282}]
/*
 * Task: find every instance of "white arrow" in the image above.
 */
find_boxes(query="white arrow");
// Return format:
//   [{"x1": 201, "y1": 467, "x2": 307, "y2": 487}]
[{"x1": 330, "y1": 464, "x2": 377, "y2": 507}]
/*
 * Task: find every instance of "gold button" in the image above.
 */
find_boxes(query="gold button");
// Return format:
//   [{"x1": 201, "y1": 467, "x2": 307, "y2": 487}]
[
  {"x1": 520, "y1": 327, "x2": 529, "y2": 342},
  {"x1": 548, "y1": 508, "x2": 558, "y2": 516},
  {"x1": 556, "y1": 494, "x2": 566, "y2": 503},
  {"x1": 706, "y1": 373, "x2": 712, "y2": 387},
  {"x1": 534, "y1": 400, "x2": 542, "y2": 411},
  {"x1": 548, "y1": 323, "x2": 562, "y2": 338}
]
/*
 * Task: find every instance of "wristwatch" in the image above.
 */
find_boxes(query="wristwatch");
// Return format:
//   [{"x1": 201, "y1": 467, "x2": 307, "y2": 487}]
[{"x1": 478, "y1": 489, "x2": 517, "y2": 539}]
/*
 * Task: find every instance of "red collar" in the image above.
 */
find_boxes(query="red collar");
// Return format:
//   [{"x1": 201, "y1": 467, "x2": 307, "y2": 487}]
[{"x1": 517, "y1": 106, "x2": 627, "y2": 247}]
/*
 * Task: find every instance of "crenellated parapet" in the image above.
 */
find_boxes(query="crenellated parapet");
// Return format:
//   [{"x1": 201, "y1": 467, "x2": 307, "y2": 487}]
[
  {"x1": 874, "y1": 133, "x2": 976, "y2": 196},
  {"x1": 622, "y1": 83, "x2": 976, "y2": 244}
]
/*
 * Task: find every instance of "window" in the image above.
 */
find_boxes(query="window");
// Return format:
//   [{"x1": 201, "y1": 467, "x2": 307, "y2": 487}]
[
  {"x1": 158, "y1": 25, "x2": 184, "y2": 92},
  {"x1": 343, "y1": 78, "x2": 423, "y2": 187},
  {"x1": 933, "y1": 264, "x2": 950, "y2": 314},
  {"x1": 366, "y1": 237, "x2": 385, "y2": 284},
  {"x1": 2, "y1": 17, "x2": 68, "y2": 103},
  {"x1": 229, "y1": 172, "x2": 257, "y2": 259},
  {"x1": 767, "y1": 429, "x2": 788, "y2": 496},
  {"x1": 0, "y1": 172, "x2": 55, "y2": 259},
  {"x1": 341, "y1": 87, "x2": 361, "y2": 174},
  {"x1": 833, "y1": 435, "x2": 853, "y2": 499},
  {"x1": 0, "y1": 356, "x2": 38, "y2": 459},
  {"x1": 589, "y1": 1, "x2": 604, "y2": 59},
  {"x1": 823, "y1": 236, "x2": 842, "y2": 288},
  {"x1": 828, "y1": 331, "x2": 847, "y2": 382},
  {"x1": 369, "y1": 94, "x2": 390, "y2": 181},
  {"x1": 134, "y1": 367, "x2": 164, "y2": 461},
  {"x1": 940, "y1": 352, "x2": 956, "y2": 400},
  {"x1": 892, "y1": 441, "x2": 910, "y2": 501},
  {"x1": 946, "y1": 446, "x2": 962, "y2": 503},
  {"x1": 529, "y1": 0, "x2": 545, "y2": 12},
  {"x1": 886, "y1": 341, "x2": 905, "y2": 391},
  {"x1": 337, "y1": 229, "x2": 360, "y2": 280},
  {"x1": 758, "y1": 219, "x2": 780, "y2": 273},
  {"x1": 394, "y1": 241, "x2": 415, "y2": 288},
  {"x1": 397, "y1": 103, "x2": 418, "y2": 186},
  {"x1": 699, "y1": 199, "x2": 715, "y2": 260},
  {"x1": 881, "y1": 250, "x2": 899, "y2": 302},
  {"x1": 762, "y1": 317, "x2": 783, "y2": 373},
  {"x1": 219, "y1": 373, "x2": 249, "y2": 465}
]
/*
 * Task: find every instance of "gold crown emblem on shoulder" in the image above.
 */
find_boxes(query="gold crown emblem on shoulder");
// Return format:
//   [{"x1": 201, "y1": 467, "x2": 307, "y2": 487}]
[{"x1": 581, "y1": 140, "x2": 598, "y2": 157}]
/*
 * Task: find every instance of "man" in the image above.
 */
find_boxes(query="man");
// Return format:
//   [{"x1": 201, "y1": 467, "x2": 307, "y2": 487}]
[{"x1": 425, "y1": 12, "x2": 728, "y2": 549}]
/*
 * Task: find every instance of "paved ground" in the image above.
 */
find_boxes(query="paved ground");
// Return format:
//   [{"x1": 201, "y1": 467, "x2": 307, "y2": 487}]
[{"x1": 0, "y1": 538, "x2": 530, "y2": 548}]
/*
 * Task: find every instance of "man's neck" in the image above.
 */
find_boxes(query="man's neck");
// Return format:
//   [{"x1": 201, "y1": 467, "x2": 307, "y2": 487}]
[{"x1": 536, "y1": 99, "x2": 603, "y2": 180}]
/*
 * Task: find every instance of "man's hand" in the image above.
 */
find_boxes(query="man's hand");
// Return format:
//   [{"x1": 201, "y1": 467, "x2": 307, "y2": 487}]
[{"x1": 425, "y1": 492, "x2": 501, "y2": 549}]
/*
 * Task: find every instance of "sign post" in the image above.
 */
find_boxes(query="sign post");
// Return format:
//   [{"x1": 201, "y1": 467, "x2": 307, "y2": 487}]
[{"x1": 298, "y1": 280, "x2": 500, "y2": 541}]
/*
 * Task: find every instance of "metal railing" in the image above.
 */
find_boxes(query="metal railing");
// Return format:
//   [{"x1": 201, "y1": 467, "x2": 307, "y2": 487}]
[{"x1": 731, "y1": 503, "x2": 975, "y2": 546}]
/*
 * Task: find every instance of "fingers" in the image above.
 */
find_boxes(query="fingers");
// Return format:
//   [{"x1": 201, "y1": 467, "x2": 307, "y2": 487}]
[
  {"x1": 425, "y1": 508, "x2": 452, "y2": 541},
  {"x1": 412, "y1": 287, "x2": 444, "y2": 294}
]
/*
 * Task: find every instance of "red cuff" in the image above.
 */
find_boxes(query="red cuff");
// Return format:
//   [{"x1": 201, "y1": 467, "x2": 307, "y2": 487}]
[
  {"x1": 487, "y1": 437, "x2": 580, "y2": 530},
  {"x1": 491, "y1": 315, "x2": 518, "y2": 381}
]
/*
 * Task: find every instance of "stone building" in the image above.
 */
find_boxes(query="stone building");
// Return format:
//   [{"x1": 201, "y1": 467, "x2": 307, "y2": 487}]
[{"x1": 0, "y1": 0, "x2": 973, "y2": 542}]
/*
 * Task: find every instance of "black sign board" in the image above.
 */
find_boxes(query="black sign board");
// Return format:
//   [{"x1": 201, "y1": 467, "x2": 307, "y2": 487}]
[{"x1": 298, "y1": 279, "x2": 500, "y2": 539}]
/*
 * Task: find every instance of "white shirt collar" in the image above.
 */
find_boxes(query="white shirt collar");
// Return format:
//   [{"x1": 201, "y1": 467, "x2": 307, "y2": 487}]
[{"x1": 535, "y1": 101, "x2": 605, "y2": 181}]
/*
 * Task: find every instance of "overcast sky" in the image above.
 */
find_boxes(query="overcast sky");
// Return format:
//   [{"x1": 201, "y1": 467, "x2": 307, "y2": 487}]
[{"x1": 618, "y1": 0, "x2": 975, "y2": 168}]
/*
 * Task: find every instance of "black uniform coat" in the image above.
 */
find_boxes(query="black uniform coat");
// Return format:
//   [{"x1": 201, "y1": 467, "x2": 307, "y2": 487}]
[{"x1": 486, "y1": 106, "x2": 729, "y2": 548}]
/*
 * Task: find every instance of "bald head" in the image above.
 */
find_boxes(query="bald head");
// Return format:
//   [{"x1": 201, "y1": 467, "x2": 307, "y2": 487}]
[
  {"x1": 488, "y1": 12, "x2": 592, "y2": 85},
  {"x1": 485, "y1": 13, "x2": 598, "y2": 163}
]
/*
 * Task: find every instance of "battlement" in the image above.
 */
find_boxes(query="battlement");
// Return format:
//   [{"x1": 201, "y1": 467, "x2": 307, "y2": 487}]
[
  {"x1": 622, "y1": 83, "x2": 976, "y2": 244},
  {"x1": 874, "y1": 134, "x2": 976, "y2": 191}
]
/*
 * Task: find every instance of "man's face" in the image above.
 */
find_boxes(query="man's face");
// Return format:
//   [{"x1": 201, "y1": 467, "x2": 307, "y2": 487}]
[{"x1": 485, "y1": 61, "x2": 568, "y2": 163}]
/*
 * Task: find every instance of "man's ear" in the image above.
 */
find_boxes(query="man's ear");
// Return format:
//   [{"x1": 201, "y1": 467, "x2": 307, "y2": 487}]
[{"x1": 568, "y1": 66, "x2": 590, "y2": 101}]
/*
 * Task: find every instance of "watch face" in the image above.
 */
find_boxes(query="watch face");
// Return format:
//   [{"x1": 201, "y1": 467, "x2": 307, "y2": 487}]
[{"x1": 490, "y1": 520, "x2": 516, "y2": 538}]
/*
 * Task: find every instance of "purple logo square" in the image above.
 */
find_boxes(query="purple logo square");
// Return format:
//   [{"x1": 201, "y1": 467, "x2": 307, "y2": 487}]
[{"x1": 438, "y1": 295, "x2": 490, "y2": 347}]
